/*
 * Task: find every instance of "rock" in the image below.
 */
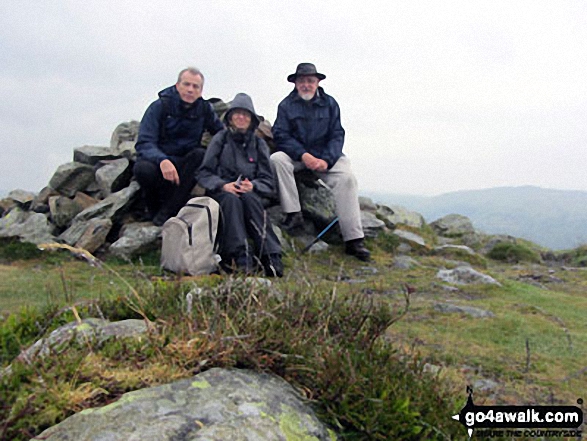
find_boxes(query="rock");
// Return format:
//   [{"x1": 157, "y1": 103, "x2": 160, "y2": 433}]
[
  {"x1": 35, "y1": 368, "x2": 336, "y2": 441},
  {"x1": 75, "y1": 218, "x2": 113, "y2": 253},
  {"x1": 298, "y1": 175, "x2": 337, "y2": 226},
  {"x1": 73, "y1": 145, "x2": 120, "y2": 165},
  {"x1": 374, "y1": 204, "x2": 396, "y2": 229},
  {"x1": 393, "y1": 255, "x2": 420, "y2": 270},
  {"x1": 355, "y1": 266, "x2": 379, "y2": 276},
  {"x1": 7, "y1": 189, "x2": 36, "y2": 206},
  {"x1": 30, "y1": 186, "x2": 59, "y2": 213},
  {"x1": 436, "y1": 266, "x2": 501, "y2": 286},
  {"x1": 48, "y1": 196, "x2": 83, "y2": 228},
  {"x1": 0, "y1": 207, "x2": 28, "y2": 231},
  {"x1": 393, "y1": 229, "x2": 426, "y2": 248},
  {"x1": 377, "y1": 204, "x2": 424, "y2": 229},
  {"x1": 0, "y1": 210, "x2": 56, "y2": 245},
  {"x1": 49, "y1": 162, "x2": 96, "y2": 198},
  {"x1": 361, "y1": 211, "x2": 385, "y2": 238},
  {"x1": 110, "y1": 120, "x2": 139, "y2": 156},
  {"x1": 308, "y1": 240, "x2": 329, "y2": 254},
  {"x1": 434, "y1": 303, "x2": 495, "y2": 318},
  {"x1": 433, "y1": 244, "x2": 476, "y2": 256},
  {"x1": 271, "y1": 224, "x2": 292, "y2": 252},
  {"x1": 109, "y1": 222, "x2": 161, "y2": 258},
  {"x1": 73, "y1": 192, "x2": 99, "y2": 210},
  {"x1": 430, "y1": 214, "x2": 475, "y2": 237},
  {"x1": 1, "y1": 318, "x2": 148, "y2": 380},
  {"x1": 72, "y1": 181, "x2": 140, "y2": 224},
  {"x1": 473, "y1": 378, "x2": 499, "y2": 392},
  {"x1": 95, "y1": 158, "x2": 132, "y2": 197},
  {"x1": 0, "y1": 198, "x2": 17, "y2": 217},
  {"x1": 359, "y1": 196, "x2": 377, "y2": 212},
  {"x1": 60, "y1": 218, "x2": 112, "y2": 248},
  {"x1": 479, "y1": 235, "x2": 518, "y2": 255}
]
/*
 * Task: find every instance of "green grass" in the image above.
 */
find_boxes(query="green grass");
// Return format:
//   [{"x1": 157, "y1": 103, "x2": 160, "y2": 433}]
[{"x1": 1, "y1": 238, "x2": 586, "y2": 440}]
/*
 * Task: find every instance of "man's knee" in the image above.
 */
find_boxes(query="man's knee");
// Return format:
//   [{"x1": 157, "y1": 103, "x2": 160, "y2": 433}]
[
  {"x1": 133, "y1": 160, "x2": 159, "y2": 186},
  {"x1": 270, "y1": 151, "x2": 294, "y2": 171}
]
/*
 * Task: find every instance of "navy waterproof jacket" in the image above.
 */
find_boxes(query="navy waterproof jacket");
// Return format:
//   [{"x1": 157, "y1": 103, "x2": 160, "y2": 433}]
[
  {"x1": 135, "y1": 85, "x2": 224, "y2": 165},
  {"x1": 272, "y1": 87, "x2": 345, "y2": 169}
]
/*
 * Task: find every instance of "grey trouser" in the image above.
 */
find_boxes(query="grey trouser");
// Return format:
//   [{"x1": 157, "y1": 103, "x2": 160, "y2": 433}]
[{"x1": 270, "y1": 152, "x2": 364, "y2": 242}]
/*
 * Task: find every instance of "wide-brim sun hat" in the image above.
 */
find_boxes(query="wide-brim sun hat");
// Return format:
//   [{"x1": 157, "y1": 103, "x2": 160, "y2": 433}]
[{"x1": 287, "y1": 63, "x2": 326, "y2": 83}]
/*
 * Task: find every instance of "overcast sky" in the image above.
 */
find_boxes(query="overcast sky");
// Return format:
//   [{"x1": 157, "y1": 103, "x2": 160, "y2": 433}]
[{"x1": 1, "y1": 0, "x2": 586, "y2": 196}]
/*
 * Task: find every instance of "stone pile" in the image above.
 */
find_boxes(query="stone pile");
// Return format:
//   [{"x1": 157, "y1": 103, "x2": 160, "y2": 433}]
[{"x1": 0, "y1": 102, "x2": 408, "y2": 258}]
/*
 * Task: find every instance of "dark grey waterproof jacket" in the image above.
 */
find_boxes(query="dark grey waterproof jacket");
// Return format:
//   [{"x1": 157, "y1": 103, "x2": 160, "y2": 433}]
[
  {"x1": 196, "y1": 94, "x2": 275, "y2": 197},
  {"x1": 135, "y1": 85, "x2": 223, "y2": 165},
  {"x1": 272, "y1": 87, "x2": 345, "y2": 169}
]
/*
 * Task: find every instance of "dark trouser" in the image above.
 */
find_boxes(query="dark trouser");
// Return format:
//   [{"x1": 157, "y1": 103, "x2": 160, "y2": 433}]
[
  {"x1": 213, "y1": 191, "x2": 281, "y2": 259},
  {"x1": 133, "y1": 148, "x2": 206, "y2": 217}
]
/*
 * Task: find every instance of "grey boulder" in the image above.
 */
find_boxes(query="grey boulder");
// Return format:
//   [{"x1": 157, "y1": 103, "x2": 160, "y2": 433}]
[{"x1": 35, "y1": 367, "x2": 337, "y2": 441}]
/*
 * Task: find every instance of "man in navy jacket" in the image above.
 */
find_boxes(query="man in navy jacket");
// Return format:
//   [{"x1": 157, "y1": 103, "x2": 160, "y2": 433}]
[
  {"x1": 271, "y1": 63, "x2": 370, "y2": 261},
  {"x1": 133, "y1": 67, "x2": 223, "y2": 226}
]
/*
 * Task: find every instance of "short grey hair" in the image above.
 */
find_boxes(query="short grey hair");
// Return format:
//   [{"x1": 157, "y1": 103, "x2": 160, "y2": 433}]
[{"x1": 177, "y1": 67, "x2": 205, "y2": 85}]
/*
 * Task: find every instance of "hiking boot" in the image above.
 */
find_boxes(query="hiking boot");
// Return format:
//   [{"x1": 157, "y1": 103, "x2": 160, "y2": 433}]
[
  {"x1": 261, "y1": 253, "x2": 283, "y2": 278},
  {"x1": 152, "y1": 209, "x2": 174, "y2": 227},
  {"x1": 345, "y1": 238, "x2": 371, "y2": 262},
  {"x1": 235, "y1": 252, "x2": 255, "y2": 275},
  {"x1": 281, "y1": 212, "x2": 304, "y2": 232}
]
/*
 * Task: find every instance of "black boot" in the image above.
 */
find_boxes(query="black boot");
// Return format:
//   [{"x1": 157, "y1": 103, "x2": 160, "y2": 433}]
[
  {"x1": 280, "y1": 212, "x2": 304, "y2": 232},
  {"x1": 345, "y1": 238, "x2": 371, "y2": 262},
  {"x1": 261, "y1": 253, "x2": 283, "y2": 278}
]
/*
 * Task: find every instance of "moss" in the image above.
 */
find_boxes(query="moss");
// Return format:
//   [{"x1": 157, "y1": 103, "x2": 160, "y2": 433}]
[
  {"x1": 191, "y1": 379, "x2": 211, "y2": 389},
  {"x1": 279, "y1": 406, "x2": 320, "y2": 441},
  {"x1": 487, "y1": 243, "x2": 541, "y2": 263}
]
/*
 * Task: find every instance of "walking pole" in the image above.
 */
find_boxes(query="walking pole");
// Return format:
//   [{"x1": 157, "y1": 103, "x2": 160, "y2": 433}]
[{"x1": 301, "y1": 216, "x2": 339, "y2": 254}]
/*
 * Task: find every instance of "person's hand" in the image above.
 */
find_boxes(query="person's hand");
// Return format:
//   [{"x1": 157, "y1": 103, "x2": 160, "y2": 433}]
[
  {"x1": 222, "y1": 182, "x2": 243, "y2": 195},
  {"x1": 239, "y1": 178, "x2": 253, "y2": 193},
  {"x1": 160, "y1": 159, "x2": 180, "y2": 185},
  {"x1": 301, "y1": 153, "x2": 328, "y2": 172}
]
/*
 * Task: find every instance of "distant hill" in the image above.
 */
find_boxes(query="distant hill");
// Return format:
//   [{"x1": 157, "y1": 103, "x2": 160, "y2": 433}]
[{"x1": 364, "y1": 186, "x2": 587, "y2": 250}]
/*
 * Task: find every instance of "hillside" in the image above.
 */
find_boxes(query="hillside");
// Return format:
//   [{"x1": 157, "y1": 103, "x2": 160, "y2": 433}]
[{"x1": 365, "y1": 186, "x2": 587, "y2": 250}]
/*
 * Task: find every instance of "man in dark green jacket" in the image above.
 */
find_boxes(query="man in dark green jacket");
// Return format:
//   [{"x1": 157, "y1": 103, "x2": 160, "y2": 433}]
[
  {"x1": 133, "y1": 67, "x2": 223, "y2": 226},
  {"x1": 271, "y1": 63, "x2": 370, "y2": 261}
]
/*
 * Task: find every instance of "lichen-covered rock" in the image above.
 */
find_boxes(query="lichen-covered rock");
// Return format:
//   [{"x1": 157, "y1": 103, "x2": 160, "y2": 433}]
[
  {"x1": 359, "y1": 196, "x2": 377, "y2": 212},
  {"x1": 434, "y1": 303, "x2": 495, "y2": 318},
  {"x1": 109, "y1": 222, "x2": 161, "y2": 258},
  {"x1": 393, "y1": 229, "x2": 426, "y2": 248},
  {"x1": 95, "y1": 158, "x2": 132, "y2": 197},
  {"x1": 73, "y1": 145, "x2": 120, "y2": 166},
  {"x1": 34, "y1": 368, "x2": 337, "y2": 441},
  {"x1": 30, "y1": 186, "x2": 60, "y2": 213},
  {"x1": 430, "y1": 214, "x2": 475, "y2": 237},
  {"x1": 436, "y1": 266, "x2": 501, "y2": 286},
  {"x1": 49, "y1": 162, "x2": 96, "y2": 198},
  {"x1": 2, "y1": 319, "x2": 148, "y2": 380},
  {"x1": 110, "y1": 120, "x2": 139, "y2": 155},
  {"x1": 7, "y1": 189, "x2": 36, "y2": 206},
  {"x1": 377, "y1": 204, "x2": 424, "y2": 229},
  {"x1": 360, "y1": 211, "x2": 385, "y2": 238},
  {"x1": 75, "y1": 218, "x2": 113, "y2": 253},
  {"x1": 72, "y1": 181, "x2": 140, "y2": 224},
  {"x1": 0, "y1": 209, "x2": 56, "y2": 244},
  {"x1": 298, "y1": 175, "x2": 337, "y2": 226},
  {"x1": 49, "y1": 196, "x2": 83, "y2": 228}
]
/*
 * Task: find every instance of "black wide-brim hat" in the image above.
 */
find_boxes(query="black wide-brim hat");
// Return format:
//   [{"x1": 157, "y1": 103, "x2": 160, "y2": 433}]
[{"x1": 287, "y1": 63, "x2": 326, "y2": 83}]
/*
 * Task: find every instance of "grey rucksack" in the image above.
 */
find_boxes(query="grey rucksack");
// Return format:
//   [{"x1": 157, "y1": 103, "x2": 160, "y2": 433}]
[{"x1": 161, "y1": 197, "x2": 220, "y2": 275}]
